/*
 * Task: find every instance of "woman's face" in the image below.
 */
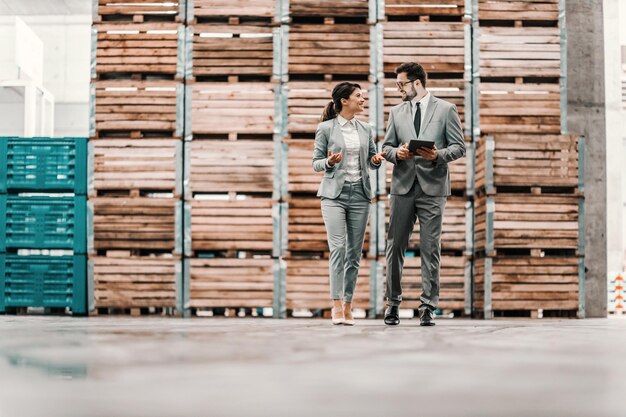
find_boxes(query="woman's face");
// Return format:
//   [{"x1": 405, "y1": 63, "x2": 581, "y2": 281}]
[{"x1": 341, "y1": 88, "x2": 365, "y2": 115}]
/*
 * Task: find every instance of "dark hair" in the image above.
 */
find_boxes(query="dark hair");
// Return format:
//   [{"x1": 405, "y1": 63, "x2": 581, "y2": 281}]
[
  {"x1": 321, "y1": 82, "x2": 362, "y2": 122},
  {"x1": 395, "y1": 62, "x2": 427, "y2": 88}
]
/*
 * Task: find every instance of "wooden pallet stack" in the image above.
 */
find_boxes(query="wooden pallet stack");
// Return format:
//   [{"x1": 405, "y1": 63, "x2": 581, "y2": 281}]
[
  {"x1": 89, "y1": 1, "x2": 185, "y2": 315},
  {"x1": 471, "y1": 0, "x2": 585, "y2": 318},
  {"x1": 277, "y1": 0, "x2": 379, "y2": 316},
  {"x1": 378, "y1": 0, "x2": 471, "y2": 315},
  {"x1": 184, "y1": 0, "x2": 280, "y2": 317}
]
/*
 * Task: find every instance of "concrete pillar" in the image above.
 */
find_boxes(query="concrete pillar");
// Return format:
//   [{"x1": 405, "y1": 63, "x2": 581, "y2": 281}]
[{"x1": 566, "y1": 0, "x2": 608, "y2": 317}]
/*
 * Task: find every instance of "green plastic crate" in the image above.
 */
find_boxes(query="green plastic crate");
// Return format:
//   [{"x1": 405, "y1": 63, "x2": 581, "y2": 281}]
[
  {"x1": 0, "y1": 195, "x2": 87, "y2": 253},
  {"x1": 0, "y1": 254, "x2": 87, "y2": 314},
  {"x1": 0, "y1": 137, "x2": 87, "y2": 193}
]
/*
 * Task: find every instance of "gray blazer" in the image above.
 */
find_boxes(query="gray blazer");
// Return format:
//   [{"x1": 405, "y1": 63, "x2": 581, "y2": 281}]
[
  {"x1": 312, "y1": 117, "x2": 381, "y2": 199},
  {"x1": 382, "y1": 95, "x2": 466, "y2": 196}
]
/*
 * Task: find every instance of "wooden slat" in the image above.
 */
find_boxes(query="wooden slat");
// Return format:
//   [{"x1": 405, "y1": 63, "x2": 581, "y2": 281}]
[
  {"x1": 383, "y1": 22, "x2": 465, "y2": 75},
  {"x1": 96, "y1": 0, "x2": 180, "y2": 21},
  {"x1": 92, "y1": 139, "x2": 178, "y2": 193},
  {"x1": 290, "y1": 0, "x2": 369, "y2": 17},
  {"x1": 92, "y1": 197, "x2": 177, "y2": 251},
  {"x1": 479, "y1": 82, "x2": 561, "y2": 134},
  {"x1": 286, "y1": 139, "x2": 323, "y2": 194},
  {"x1": 189, "y1": 140, "x2": 274, "y2": 194},
  {"x1": 479, "y1": 27, "x2": 561, "y2": 78},
  {"x1": 474, "y1": 194, "x2": 580, "y2": 252},
  {"x1": 95, "y1": 23, "x2": 181, "y2": 76},
  {"x1": 478, "y1": 0, "x2": 559, "y2": 22},
  {"x1": 288, "y1": 24, "x2": 370, "y2": 75},
  {"x1": 190, "y1": 199, "x2": 274, "y2": 252},
  {"x1": 286, "y1": 258, "x2": 371, "y2": 310},
  {"x1": 190, "y1": 82, "x2": 275, "y2": 135},
  {"x1": 474, "y1": 256, "x2": 579, "y2": 312},
  {"x1": 192, "y1": 0, "x2": 275, "y2": 19},
  {"x1": 190, "y1": 258, "x2": 274, "y2": 308},
  {"x1": 192, "y1": 24, "x2": 274, "y2": 77},
  {"x1": 475, "y1": 134, "x2": 579, "y2": 192},
  {"x1": 95, "y1": 80, "x2": 179, "y2": 135},
  {"x1": 93, "y1": 256, "x2": 178, "y2": 308},
  {"x1": 385, "y1": 0, "x2": 465, "y2": 17}
]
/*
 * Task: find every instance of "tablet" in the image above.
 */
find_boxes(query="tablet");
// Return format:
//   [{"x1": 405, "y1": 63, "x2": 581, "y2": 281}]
[{"x1": 408, "y1": 139, "x2": 435, "y2": 153}]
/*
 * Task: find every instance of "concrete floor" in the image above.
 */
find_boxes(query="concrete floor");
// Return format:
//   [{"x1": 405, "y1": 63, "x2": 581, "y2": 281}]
[{"x1": 0, "y1": 317, "x2": 625, "y2": 417}]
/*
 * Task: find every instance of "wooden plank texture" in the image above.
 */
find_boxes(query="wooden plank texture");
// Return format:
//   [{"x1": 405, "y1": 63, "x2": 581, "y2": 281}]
[
  {"x1": 478, "y1": 0, "x2": 559, "y2": 22},
  {"x1": 385, "y1": 0, "x2": 465, "y2": 17},
  {"x1": 96, "y1": 0, "x2": 181, "y2": 22},
  {"x1": 192, "y1": 0, "x2": 275, "y2": 19},
  {"x1": 290, "y1": 0, "x2": 369, "y2": 17}
]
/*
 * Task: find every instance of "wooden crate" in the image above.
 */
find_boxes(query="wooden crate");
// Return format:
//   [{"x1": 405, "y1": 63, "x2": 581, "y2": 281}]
[
  {"x1": 94, "y1": 0, "x2": 182, "y2": 23},
  {"x1": 189, "y1": 198, "x2": 274, "y2": 252},
  {"x1": 287, "y1": 81, "x2": 370, "y2": 134},
  {"x1": 382, "y1": 255, "x2": 467, "y2": 310},
  {"x1": 290, "y1": 0, "x2": 369, "y2": 18},
  {"x1": 473, "y1": 256, "x2": 580, "y2": 314},
  {"x1": 287, "y1": 196, "x2": 372, "y2": 255},
  {"x1": 190, "y1": 82, "x2": 275, "y2": 136},
  {"x1": 191, "y1": 0, "x2": 275, "y2": 21},
  {"x1": 189, "y1": 258, "x2": 274, "y2": 308},
  {"x1": 92, "y1": 139, "x2": 180, "y2": 195},
  {"x1": 475, "y1": 134, "x2": 580, "y2": 194},
  {"x1": 474, "y1": 194, "x2": 581, "y2": 254},
  {"x1": 382, "y1": 195, "x2": 467, "y2": 253},
  {"x1": 92, "y1": 197, "x2": 179, "y2": 252},
  {"x1": 288, "y1": 24, "x2": 370, "y2": 76},
  {"x1": 383, "y1": 22, "x2": 465, "y2": 75},
  {"x1": 95, "y1": 23, "x2": 182, "y2": 78},
  {"x1": 478, "y1": 0, "x2": 559, "y2": 23},
  {"x1": 92, "y1": 256, "x2": 178, "y2": 309},
  {"x1": 191, "y1": 24, "x2": 274, "y2": 79},
  {"x1": 385, "y1": 0, "x2": 465, "y2": 18},
  {"x1": 286, "y1": 138, "x2": 323, "y2": 194},
  {"x1": 383, "y1": 152, "x2": 467, "y2": 195},
  {"x1": 94, "y1": 80, "x2": 180, "y2": 137},
  {"x1": 286, "y1": 258, "x2": 372, "y2": 310},
  {"x1": 383, "y1": 78, "x2": 466, "y2": 130},
  {"x1": 188, "y1": 139, "x2": 274, "y2": 195},
  {"x1": 479, "y1": 82, "x2": 560, "y2": 134},
  {"x1": 479, "y1": 27, "x2": 560, "y2": 79}
]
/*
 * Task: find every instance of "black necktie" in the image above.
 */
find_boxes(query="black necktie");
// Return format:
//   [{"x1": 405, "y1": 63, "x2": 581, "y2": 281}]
[{"x1": 414, "y1": 102, "x2": 421, "y2": 138}]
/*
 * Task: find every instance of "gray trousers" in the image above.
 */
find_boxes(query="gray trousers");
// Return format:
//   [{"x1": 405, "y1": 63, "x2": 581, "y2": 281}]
[
  {"x1": 321, "y1": 181, "x2": 370, "y2": 302},
  {"x1": 385, "y1": 179, "x2": 446, "y2": 309}
]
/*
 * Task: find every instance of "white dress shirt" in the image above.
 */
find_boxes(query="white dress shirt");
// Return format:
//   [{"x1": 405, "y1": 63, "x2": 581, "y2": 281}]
[{"x1": 336, "y1": 115, "x2": 362, "y2": 182}]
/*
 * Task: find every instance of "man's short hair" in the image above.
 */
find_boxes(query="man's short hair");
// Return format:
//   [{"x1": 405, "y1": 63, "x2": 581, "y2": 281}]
[{"x1": 395, "y1": 62, "x2": 427, "y2": 88}]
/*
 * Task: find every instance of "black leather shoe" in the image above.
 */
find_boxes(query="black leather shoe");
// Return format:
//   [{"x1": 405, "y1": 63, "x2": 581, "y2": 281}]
[
  {"x1": 384, "y1": 306, "x2": 400, "y2": 326},
  {"x1": 419, "y1": 307, "x2": 435, "y2": 326}
]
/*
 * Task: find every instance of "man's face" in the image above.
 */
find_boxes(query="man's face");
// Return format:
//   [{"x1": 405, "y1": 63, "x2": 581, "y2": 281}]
[{"x1": 396, "y1": 73, "x2": 417, "y2": 102}]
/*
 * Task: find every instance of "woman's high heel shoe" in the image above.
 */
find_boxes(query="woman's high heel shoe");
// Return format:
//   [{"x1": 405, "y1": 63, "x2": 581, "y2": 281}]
[
  {"x1": 331, "y1": 307, "x2": 345, "y2": 325},
  {"x1": 343, "y1": 302, "x2": 355, "y2": 326}
]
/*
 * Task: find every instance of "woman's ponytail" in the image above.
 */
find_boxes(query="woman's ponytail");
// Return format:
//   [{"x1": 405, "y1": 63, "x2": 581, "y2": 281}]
[{"x1": 321, "y1": 100, "x2": 337, "y2": 122}]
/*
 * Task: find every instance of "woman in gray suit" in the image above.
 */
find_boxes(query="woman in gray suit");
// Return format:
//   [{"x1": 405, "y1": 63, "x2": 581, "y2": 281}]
[{"x1": 312, "y1": 82, "x2": 384, "y2": 325}]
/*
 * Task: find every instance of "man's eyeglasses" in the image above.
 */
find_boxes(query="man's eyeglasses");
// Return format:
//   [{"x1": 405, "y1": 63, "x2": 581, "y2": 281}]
[{"x1": 396, "y1": 79, "x2": 416, "y2": 90}]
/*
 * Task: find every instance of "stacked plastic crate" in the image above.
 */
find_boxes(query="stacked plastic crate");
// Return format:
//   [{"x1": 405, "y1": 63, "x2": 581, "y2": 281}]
[
  {"x1": 0, "y1": 138, "x2": 87, "y2": 315},
  {"x1": 376, "y1": 0, "x2": 471, "y2": 315},
  {"x1": 471, "y1": 0, "x2": 585, "y2": 318},
  {"x1": 90, "y1": 0, "x2": 185, "y2": 315},
  {"x1": 182, "y1": 0, "x2": 281, "y2": 317},
  {"x1": 275, "y1": 0, "x2": 380, "y2": 317}
]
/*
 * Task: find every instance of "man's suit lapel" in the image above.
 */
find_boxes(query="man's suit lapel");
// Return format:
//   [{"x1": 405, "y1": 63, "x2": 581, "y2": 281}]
[
  {"x1": 400, "y1": 102, "x2": 416, "y2": 140},
  {"x1": 419, "y1": 95, "x2": 438, "y2": 137}
]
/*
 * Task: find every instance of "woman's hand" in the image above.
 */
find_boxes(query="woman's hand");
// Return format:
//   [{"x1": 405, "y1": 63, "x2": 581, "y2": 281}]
[
  {"x1": 371, "y1": 151, "x2": 385, "y2": 165},
  {"x1": 327, "y1": 149, "x2": 343, "y2": 167}
]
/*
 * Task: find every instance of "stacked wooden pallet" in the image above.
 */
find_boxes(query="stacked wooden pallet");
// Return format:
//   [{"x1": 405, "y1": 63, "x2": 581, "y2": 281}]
[
  {"x1": 472, "y1": 1, "x2": 583, "y2": 318},
  {"x1": 183, "y1": 1, "x2": 280, "y2": 317},
  {"x1": 279, "y1": 3, "x2": 377, "y2": 316},
  {"x1": 90, "y1": 2, "x2": 185, "y2": 315}
]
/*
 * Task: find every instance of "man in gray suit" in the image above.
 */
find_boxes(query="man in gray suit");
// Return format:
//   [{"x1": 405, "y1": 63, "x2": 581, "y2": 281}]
[{"x1": 382, "y1": 62, "x2": 465, "y2": 326}]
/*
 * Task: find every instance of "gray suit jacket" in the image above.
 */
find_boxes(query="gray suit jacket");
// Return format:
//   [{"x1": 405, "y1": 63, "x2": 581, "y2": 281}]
[
  {"x1": 382, "y1": 94, "x2": 465, "y2": 196},
  {"x1": 312, "y1": 117, "x2": 381, "y2": 199}
]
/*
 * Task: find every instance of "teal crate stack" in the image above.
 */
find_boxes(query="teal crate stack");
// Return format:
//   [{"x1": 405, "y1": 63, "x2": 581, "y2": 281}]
[{"x1": 0, "y1": 137, "x2": 88, "y2": 315}]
